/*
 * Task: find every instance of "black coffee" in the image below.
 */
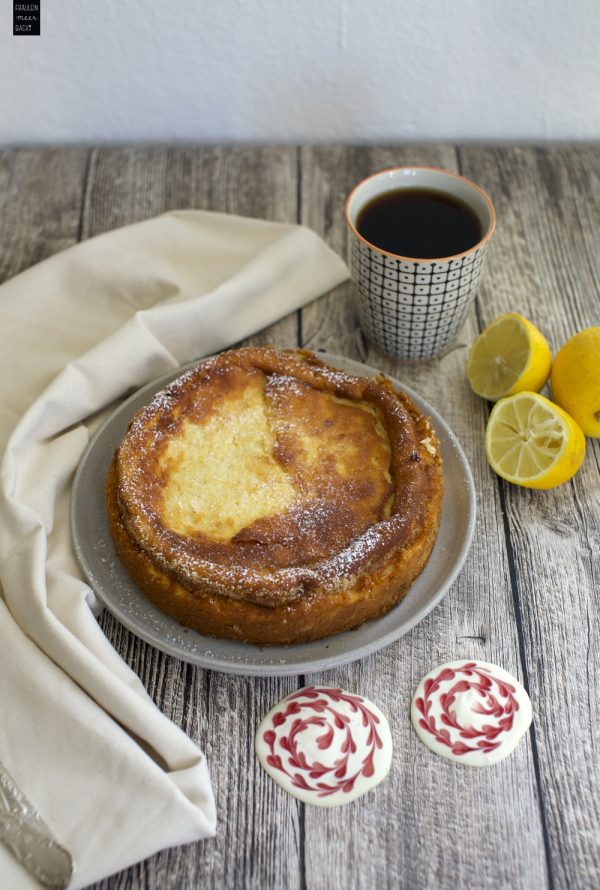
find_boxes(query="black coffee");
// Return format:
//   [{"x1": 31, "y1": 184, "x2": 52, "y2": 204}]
[{"x1": 355, "y1": 187, "x2": 483, "y2": 259}]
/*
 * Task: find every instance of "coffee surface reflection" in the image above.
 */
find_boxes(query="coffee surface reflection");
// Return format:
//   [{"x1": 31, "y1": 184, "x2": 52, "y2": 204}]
[{"x1": 355, "y1": 187, "x2": 483, "y2": 259}]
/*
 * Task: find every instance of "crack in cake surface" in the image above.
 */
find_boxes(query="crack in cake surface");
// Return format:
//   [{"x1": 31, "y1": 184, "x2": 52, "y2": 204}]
[
  {"x1": 112, "y1": 347, "x2": 441, "y2": 613},
  {"x1": 147, "y1": 363, "x2": 395, "y2": 562}
]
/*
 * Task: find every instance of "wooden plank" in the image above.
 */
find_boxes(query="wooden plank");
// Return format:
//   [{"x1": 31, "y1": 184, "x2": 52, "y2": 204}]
[
  {"x1": 82, "y1": 145, "x2": 299, "y2": 350},
  {"x1": 299, "y1": 146, "x2": 549, "y2": 889},
  {"x1": 459, "y1": 145, "x2": 600, "y2": 890},
  {"x1": 87, "y1": 146, "x2": 303, "y2": 890},
  {"x1": 82, "y1": 145, "x2": 299, "y2": 236},
  {"x1": 0, "y1": 147, "x2": 90, "y2": 284}
]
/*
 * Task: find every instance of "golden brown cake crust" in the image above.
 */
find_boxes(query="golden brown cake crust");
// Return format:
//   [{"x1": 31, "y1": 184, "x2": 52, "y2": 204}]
[{"x1": 107, "y1": 347, "x2": 444, "y2": 644}]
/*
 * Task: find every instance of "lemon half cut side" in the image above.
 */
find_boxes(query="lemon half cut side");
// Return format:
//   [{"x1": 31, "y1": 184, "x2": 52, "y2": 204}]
[
  {"x1": 485, "y1": 392, "x2": 586, "y2": 489},
  {"x1": 467, "y1": 313, "x2": 552, "y2": 402}
]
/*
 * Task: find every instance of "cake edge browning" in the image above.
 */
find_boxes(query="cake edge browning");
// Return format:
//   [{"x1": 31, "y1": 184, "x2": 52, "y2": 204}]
[
  {"x1": 113, "y1": 347, "x2": 440, "y2": 608},
  {"x1": 106, "y1": 446, "x2": 443, "y2": 645},
  {"x1": 106, "y1": 348, "x2": 444, "y2": 645}
]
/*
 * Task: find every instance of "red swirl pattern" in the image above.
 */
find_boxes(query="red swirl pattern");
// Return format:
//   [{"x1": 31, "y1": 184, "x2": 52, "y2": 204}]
[
  {"x1": 414, "y1": 661, "x2": 521, "y2": 757},
  {"x1": 261, "y1": 686, "x2": 384, "y2": 798}
]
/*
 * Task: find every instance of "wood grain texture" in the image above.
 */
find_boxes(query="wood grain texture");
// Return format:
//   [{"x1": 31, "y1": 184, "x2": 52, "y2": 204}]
[
  {"x1": 2, "y1": 145, "x2": 598, "y2": 890},
  {"x1": 459, "y1": 146, "x2": 600, "y2": 890},
  {"x1": 299, "y1": 145, "x2": 548, "y2": 890},
  {"x1": 82, "y1": 145, "x2": 299, "y2": 237},
  {"x1": 81, "y1": 145, "x2": 300, "y2": 352},
  {"x1": 0, "y1": 147, "x2": 89, "y2": 284},
  {"x1": 89, "y1": 146, "x2": 302, "y2": 890}
]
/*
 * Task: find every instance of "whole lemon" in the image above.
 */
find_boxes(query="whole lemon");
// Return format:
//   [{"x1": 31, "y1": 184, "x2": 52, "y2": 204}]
[{"x1": 550, "y1": 326, "x2": 600, "y2": 437}]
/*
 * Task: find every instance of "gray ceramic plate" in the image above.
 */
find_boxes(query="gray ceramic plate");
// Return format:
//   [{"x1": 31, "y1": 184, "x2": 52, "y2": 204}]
[{"x1": 71, "y1": 353, "x2": 476, "y2": 676}]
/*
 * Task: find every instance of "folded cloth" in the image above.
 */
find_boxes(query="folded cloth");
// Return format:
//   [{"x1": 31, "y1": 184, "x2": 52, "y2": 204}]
[{"x1": 0, "y1": 210, "x2": 349, "y2": 889}]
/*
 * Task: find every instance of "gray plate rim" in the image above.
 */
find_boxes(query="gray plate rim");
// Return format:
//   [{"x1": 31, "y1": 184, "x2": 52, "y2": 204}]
[{"x1": 71, "y1": 352, "x2": 476, "y2": 676}]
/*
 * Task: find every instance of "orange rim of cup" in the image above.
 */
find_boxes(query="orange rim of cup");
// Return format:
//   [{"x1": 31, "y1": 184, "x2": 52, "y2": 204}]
[{"x1": 344, "y1": 165, "x2": 496, "y2": 263}]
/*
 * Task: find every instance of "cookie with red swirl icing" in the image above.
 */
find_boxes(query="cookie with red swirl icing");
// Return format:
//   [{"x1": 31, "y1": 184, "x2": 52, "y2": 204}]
[
  {"x1": 255, "y1": 686, "x2": 392, "y2": 806},
  {"x1": 411, "y1": 660, "x2": 532, "y2": 766}
]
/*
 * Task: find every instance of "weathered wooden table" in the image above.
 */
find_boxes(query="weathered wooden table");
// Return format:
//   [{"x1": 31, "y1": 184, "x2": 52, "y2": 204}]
[{"x1": 1, "y1": 145, "x2": 598, "y2": 890}]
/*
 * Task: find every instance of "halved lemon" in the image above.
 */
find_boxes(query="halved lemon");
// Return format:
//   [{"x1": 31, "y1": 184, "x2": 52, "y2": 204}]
[
  {"x1": 467, "y1": 313, "x2": 552, "y2": 401},
  {"x1": 485, "y1": 392, "x2": 586, "y2": 489}
]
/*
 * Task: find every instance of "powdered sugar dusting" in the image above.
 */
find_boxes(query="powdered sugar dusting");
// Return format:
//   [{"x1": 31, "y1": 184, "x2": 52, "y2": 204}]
[{"x1": 113, "y1": 348, "x2": 441, "y2": 608}]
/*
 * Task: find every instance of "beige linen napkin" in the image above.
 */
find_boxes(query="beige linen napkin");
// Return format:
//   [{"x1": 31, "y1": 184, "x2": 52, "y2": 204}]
[{"x1": 0, "y1": 209, "x2": 349, "y2": 889}]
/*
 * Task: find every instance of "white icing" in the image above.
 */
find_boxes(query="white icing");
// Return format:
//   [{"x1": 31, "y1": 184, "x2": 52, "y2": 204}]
[
  {"x1": 255, "y1": 686, "x2": 392, "y2": 806},
  {"x1": 410, "y1": 660, "x2": 532, "y2": 767}
]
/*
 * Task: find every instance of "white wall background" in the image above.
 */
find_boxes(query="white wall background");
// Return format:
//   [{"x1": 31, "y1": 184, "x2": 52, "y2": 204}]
[{"x1": 0, "y1": 0, "x2": 599, "y2": 145}]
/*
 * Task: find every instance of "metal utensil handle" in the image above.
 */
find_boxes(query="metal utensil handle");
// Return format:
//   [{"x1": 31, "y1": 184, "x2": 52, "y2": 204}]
[{"x1": 0, "y1": 761, "x2": 74, "y2": 889}]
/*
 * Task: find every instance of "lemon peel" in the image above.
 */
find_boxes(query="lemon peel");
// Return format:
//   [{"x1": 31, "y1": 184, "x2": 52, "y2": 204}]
[{"x1": 551, "y1": 326, "x2": 600, "y2": 437}]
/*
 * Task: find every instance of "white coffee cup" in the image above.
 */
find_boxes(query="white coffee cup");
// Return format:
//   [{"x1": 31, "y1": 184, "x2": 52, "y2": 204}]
[{"x1": 345, "y1": 166, "x2": 496, "y2": 360}]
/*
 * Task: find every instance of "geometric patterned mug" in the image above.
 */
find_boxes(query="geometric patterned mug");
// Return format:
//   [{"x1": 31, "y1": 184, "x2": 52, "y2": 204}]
[{"x1": 345, "y1": 167, "x2": 496, "y2": 360}]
